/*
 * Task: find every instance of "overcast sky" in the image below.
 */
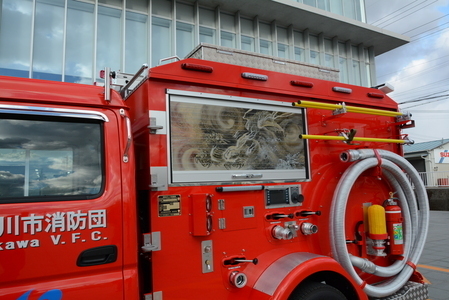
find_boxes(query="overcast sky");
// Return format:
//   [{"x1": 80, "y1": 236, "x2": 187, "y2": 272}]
[{"x1": 365, "y1": 0, "x2": 449, "y2": 143}]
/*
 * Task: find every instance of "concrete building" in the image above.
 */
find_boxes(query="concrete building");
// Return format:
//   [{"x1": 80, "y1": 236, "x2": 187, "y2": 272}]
[{"x1": 0, "y1": 0, "x2": 408, "y2": 86}]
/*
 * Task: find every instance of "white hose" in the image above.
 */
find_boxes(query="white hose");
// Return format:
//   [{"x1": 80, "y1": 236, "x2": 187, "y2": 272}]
[{"x1": 330, "y1": 149, "x2": 429, "y2": 298}]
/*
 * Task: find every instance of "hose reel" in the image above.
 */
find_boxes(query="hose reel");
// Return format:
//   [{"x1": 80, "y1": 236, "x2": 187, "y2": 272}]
[{"x1": 330, "y1": 149, "x2": 429, "y2": 298}]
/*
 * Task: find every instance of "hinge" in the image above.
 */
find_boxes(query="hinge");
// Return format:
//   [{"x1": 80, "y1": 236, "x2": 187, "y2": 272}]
[
  {"x1": 141, "y1": 232, "x2": 161, "y2": 252},
  {"x1": 219, "y1": 218, "x2": 226, "y2": 229},
  {"x1": 218, "y1": 199, "x2": 225, "y2": 210}
]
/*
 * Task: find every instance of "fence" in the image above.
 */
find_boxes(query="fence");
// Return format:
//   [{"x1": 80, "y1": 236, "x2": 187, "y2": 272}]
[{"x1": 418, "y1": 171, "x2": 449, "y2": 187}]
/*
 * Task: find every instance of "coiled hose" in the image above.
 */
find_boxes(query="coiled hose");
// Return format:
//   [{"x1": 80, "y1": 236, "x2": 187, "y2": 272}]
[{"x1": 330, "y1": 149, "x2": 429, "y2": 298}]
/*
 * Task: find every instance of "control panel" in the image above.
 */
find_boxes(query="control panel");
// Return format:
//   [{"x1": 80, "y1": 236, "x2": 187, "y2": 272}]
[{"x1": 264, "y1": 185, "x2": 303, "y2": 208}]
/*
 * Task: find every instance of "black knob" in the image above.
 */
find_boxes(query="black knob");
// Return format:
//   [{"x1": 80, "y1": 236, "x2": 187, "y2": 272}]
[{"x1": 291, "y1": 193, "x2": 304, "y2": 204}]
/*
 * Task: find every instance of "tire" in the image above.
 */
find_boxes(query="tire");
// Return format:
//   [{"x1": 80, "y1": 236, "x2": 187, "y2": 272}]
[{"x1": 289, "y1": 281, "x2": 347, "y2": 300}]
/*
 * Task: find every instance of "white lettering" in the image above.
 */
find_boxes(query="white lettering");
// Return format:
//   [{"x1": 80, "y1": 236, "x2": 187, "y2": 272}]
[
  {"x1": 91, "y1": 231, "x2": 102, "y2": 241},
  {"x1": 7, "y1": 217, "x2": 12, "y2": 234},
  {"x1": 0, "y1": 240, "x2": 40, "y2": 250},
  {"x1": 16, "y1": 240, "x2": 29, "y2": 248},
  {"x1": 88, "y1": 210, "x2": 107, "y2": 229},
  {"x1": 30, "y1": 239, "x2": 39, "y2": 247},
  {"x1": 6, "y1": 241, "x2": 15, "y2": 250},
  {"x1": 72, "y1": 233, "x2": 81, "y2": 243},
  {"x1": 45, "y1": 212, "x2": 66, "y2": 233},
  {"x1": 51, "y1": 235, "x2": 62, "y2": 245},
  {"x1": 22, "y1": 214, "x2": 44, "y2": 235},
  {"x1": 67, "y1": 210, "x2": 87, "y2": 231},
  {"x1": 14, "y1": 216, "x2": 20, "y2": 235}
]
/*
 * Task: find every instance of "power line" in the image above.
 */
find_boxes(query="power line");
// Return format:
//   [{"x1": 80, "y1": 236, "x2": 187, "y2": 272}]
[
  {"x1": 371, "y1": 0, "x2": 423, "y2": 26},
  {"x1": 402, "y1": 13, "x2": 449, "y2": 35},
  {"x1": 399, "y1": 92, "x2": 449, "y2": 105},
  {"x1": 394, "y1": 78, "x2": 449, "y2": 98},
  {"x1": 410, "y1": 23, "x2": 449, "y2": 41},
  {"x1": 401, "y1": 95, "x2": 449, "y2": 109},
  {"x1": 374, "y1": 0, "x2": 438, "y2": 28}
]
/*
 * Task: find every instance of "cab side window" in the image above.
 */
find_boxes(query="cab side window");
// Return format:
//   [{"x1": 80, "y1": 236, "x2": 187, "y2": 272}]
[{"x1": 0, "y1": 115, "x2": 103, "y2": 202}]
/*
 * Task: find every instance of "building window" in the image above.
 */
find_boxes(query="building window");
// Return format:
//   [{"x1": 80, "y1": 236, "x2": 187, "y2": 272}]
[
  {"x1": 324, "y1": 38, "x2": 334, "y2": 68},
  {"x1": 241, "y1": 18, "x2": 255, "y2": 52},
  {"x1": 199, "y1": 8, "x2": 216, "y2": 44},
  {"x1": 309, "y1": 35, "x2": 319, "y2": 65},
  {"x1": 351, "y1": 45, "x2": 361, "y2": 86},
  {"x1": 176, "y1": 2, "x2": 195, "y2": 58},
  {"x1": 32, "y1": 0, "x2": 65, "y2": 82},
  {"x1": 259, "y1": 22, "x2": 272, "y2": 55},
  {"x1": 125, "y1": 12, "x2": 148, "y2": 73},
  {"x1": 65, "y1": 0, "x2": 95, "y2": 83},
  {"x1": 152, "y1": 17, "x2": 172, "y2": 67},
  {"x1": 364, "y1": 48, "x2": 372, "y2": 87},
  {"x1": 294, "y1": 31, "x2": 305, "y2": 62},
  {"x1": 298, "y1": 0, "x2": 364, "y2": 22},
  {"x1": 0, "y1": 0, "x2": 33, "y2": 78},
  {"x1": 220, "y1": 12, "x2": 236, "y2": 48},
  {"x1": 277, "y1": 27, "x2": 289, "y2": 59},
  {"x1": 96, "y1": 6, "x2": 122, "y2": 82},
  {"x1": 126, "y1": 0, "x2": 149, "y2": 12},
  {"x1": 338, "y1": 42, "x2": 349, "y2": 84}
]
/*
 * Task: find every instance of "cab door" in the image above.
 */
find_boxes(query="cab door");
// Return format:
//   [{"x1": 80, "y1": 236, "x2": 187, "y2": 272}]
[{"x1": 0, "y1": 105, "x2": 126, "y2": 299}]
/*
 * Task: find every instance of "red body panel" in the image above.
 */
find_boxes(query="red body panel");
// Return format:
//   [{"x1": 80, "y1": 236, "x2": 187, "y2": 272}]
[
  {"x1": 0, "y1": 78, "x2": 138, "y2": 299},
  {"x1": 125, "y1": 59, "x2": 406, "y2": 299},
  {"x1": 0, "y1": 58, "x2": 418, "y2": 300}
]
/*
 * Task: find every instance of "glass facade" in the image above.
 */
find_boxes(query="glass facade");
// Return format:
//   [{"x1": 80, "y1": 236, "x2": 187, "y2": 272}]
[
  {"x1": 0, "y1": 0, "x2": 374, "y2": 86},
  {"x1": 296, "y1": 0, "x2": 365, "y2": 22}
]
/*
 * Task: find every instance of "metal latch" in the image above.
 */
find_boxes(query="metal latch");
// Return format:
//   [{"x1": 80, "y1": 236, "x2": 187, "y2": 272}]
[
  {"x1": 148, "y1": 117, "x2": 164, "y2": 134},
  {"x1": 141, "y1": 232, "x2": 161, "y2": 252},
  {"x1": 148, "y1": 111, "x2": 166, "y2": 134},
  {"x1": 150, "y1": 167, "x2": 168, "y2": 191}
]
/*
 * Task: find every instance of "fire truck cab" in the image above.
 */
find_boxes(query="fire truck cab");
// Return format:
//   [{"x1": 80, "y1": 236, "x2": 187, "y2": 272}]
[{"x1": 0, "y1": 45, "x2": 429, "y2": 300}]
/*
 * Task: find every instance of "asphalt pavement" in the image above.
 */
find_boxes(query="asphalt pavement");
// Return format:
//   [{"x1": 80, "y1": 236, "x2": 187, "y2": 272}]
[{"x1": 418, "y1": 210, "x2": 449, "y2": 300}]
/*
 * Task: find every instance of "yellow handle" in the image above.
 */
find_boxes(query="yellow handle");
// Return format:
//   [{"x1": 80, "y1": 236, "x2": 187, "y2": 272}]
[
  {"x1": 293, "y1": 100, "x2": 403, "y2": 117},
  {"x1": 299, "y1": 134, "x2": 406, "y2": 144}
]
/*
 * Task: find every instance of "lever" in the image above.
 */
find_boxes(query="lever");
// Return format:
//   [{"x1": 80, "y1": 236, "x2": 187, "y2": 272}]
[
  {"x1": 272, "y1": 213, "x2": 294, "y2": 220},
  {"x1": 233, "y1": 258, "x2": 259, "y2": 265},
  {"x1": 299, "y1": 210, "x2": 321, "y2": 217}
]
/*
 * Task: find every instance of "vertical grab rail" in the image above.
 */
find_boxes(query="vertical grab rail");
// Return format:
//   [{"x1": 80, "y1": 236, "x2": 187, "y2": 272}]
[{"x1": 120, "y1": 109, "x2": 132, "y2": 163}]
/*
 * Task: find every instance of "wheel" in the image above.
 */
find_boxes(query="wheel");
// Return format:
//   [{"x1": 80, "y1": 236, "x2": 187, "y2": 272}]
[{"x1": 289, "y1": 280, "x2": 347, "y2": 300}]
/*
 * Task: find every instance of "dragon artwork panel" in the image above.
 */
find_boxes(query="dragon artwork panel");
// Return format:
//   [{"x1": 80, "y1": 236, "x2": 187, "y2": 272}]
[{"x1": 170, "y1": 99, "x2": 305, "y2": 176}]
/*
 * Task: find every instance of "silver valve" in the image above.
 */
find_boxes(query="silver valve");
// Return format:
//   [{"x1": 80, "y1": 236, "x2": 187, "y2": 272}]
[
  {"x1": 300, "y1": 222, "x2": 319, "y2": 235},
  {"x1": 288, "y1": 224, "x2": 300, "y2": 238}
]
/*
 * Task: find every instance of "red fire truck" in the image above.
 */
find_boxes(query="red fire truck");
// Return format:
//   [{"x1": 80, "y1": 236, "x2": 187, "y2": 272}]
[{"x1": 0, "y1": 45, "x2": 429, "y2": 300}]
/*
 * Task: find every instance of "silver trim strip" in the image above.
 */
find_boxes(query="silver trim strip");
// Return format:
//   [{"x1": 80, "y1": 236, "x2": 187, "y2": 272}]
[
  {"x1": 166, "y1": 89, "x2": 293, "y2": 108},
  {"x1": 0, "y1": 104, "x2": 109, "y2": 122},
  {"x1": 253, "y1": 252, "x2": 325, "y2": 296}
]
